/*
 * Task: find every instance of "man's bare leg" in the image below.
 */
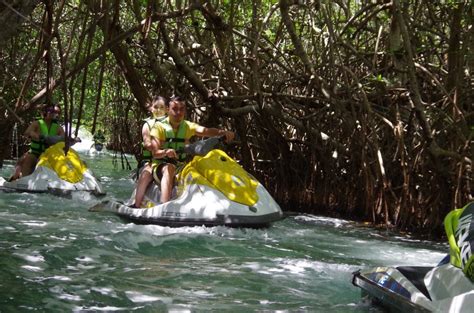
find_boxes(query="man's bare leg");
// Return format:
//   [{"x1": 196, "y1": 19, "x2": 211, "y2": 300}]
[
  {"x1": 9, "y1": 153, "x2": 26, "y2": 181},
  {"x1": 9, "y1": 152, "x2": 37, "y2": 181},
  {"x1": 21, "y1": 153, "x2": 38, "y2": 177}
]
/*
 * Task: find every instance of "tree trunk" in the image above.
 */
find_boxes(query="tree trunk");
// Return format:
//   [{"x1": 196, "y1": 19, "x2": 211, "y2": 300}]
[{"x1": 0, "y1": 0, "x2": 41, "y2": 49}]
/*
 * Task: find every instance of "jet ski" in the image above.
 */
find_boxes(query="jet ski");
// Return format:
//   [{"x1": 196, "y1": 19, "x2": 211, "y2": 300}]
[
  {"x1": 352, "y1": 202, "x2": 474, "y2": 312},
  {"x1": 352, "y1": 263, "x2": 474, "y2": 312},
  {"x1": 93, "y1": 143, "x2": 104, "y2": 152},
  {"x1": 90, "y1": 137, "x2": 283, "y2": 228},
  {"x1": 0, "y1": 142, "x2": 105, "y2": 196}
]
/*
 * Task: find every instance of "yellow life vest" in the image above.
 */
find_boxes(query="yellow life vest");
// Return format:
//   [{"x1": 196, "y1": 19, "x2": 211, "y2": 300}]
[
  {"x1": 160, "y1": 119, "x2": 188, "y2": 162},
  {"x1": 141, "y1": 116, "x2": 166, "y2": 161}
]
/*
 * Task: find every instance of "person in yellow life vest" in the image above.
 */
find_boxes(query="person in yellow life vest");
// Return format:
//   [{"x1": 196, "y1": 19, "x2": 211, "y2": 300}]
[
  {"x1": 9, "y1": 104, "x2": 78, "y2": 181},
  {"x1": 139, "y1": 95, "x2": 167, "y2": 168},
  {"x1": 131, "y1": 95, "x2": 235, "y2": 207},
  {"x1": 444, "y1": 201, "x2": 474, "y2": 281},
  {"x1": 132, "y1": 96, "x2": 167, "y2": 194}
]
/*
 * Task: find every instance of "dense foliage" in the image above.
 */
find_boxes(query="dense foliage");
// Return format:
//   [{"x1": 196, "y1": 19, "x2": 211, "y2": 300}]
[{"x1": 0, "y1": 0, "x2": 472, "y2": 237}]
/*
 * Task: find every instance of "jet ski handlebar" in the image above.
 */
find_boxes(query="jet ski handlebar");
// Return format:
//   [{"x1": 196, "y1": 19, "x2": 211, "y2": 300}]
[
  {"x1": 157, "y1": 136, "x2": 225, "y2": 164},
  {"x1": 41, "y1": 135, "x2": 81, "y2": 146},
  {"x1": 182, "y1": 135, "x2": 225, "y2": 156}
]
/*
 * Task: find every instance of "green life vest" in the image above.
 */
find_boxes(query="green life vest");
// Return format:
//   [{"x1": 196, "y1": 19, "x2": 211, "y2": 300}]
[
  {"x1": 93, "y1": 133, "x2": 105, "y2": 144},
  {"x1": 30, "y1": 119, "x2": 59, "y2": 156},
  {"x1": 445, "y1": 201, "x2": 474, "y2": 281},
  {"x1": 141, "y1": 116, "x2": 166, "y2": 161},
  {"x1": 160, "y1": 119, "x2": 188, "y2": 162}
]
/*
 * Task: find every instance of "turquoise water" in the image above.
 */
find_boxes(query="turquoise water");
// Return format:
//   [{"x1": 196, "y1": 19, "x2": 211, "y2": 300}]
[{"x1": 0, "y1": 145, "x2": 448, "y2": 312}]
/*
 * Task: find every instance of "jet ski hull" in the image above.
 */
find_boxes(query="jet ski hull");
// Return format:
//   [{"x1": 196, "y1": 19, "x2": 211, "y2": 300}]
[
  {"x1": 99, "y1": 200, "x2": 282, "y2": 228},
  {"x1": 91, "y1": 182, "x2": 283, "y2": 228},
  {"x1": 352, "y1": 264, "x2": 474, "y2": 312},
  {"x1": 0, "y1": 143, "x2": 105, "y2": 196},
  {"x1": 90, "y1": 146, "x2": 283, "y2": 227},
  {"x1": 352, "y1": 267, "x2": 431, "y2": 312},
  {"x1": 0, "y1": 167, "x2": 105, "y2": 196}
]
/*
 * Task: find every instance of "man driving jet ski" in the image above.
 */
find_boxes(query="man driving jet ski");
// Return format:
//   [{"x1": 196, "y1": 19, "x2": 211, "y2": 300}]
[{"x1": 9, "y1": 104, "x2": 80, "y2": 181}]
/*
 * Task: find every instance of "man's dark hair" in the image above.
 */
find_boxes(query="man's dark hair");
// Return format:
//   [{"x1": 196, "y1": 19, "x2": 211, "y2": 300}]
[
  {"x1": 168, "y1": 95, "x2": 185, "y2": 106},
  {"x1": 42, "y1": 104, "x2": 60, "y2": 114}
]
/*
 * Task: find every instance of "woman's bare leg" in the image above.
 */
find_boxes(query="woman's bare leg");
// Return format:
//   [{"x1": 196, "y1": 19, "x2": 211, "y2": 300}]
[{"x1": 160, "y1": 164, "x2": 176, "y2": 203}]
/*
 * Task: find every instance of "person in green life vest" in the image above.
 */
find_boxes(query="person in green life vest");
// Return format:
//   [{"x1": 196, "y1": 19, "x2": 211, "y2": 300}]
[
  {"x1": 92, "y1": 129, "x2": 106, "y2": 152},
  {"x1": 9, "y1": 104, "x2": 79, "y2": 181},
  {"x1": 444, "y1": 201, "x2": 474, "y2": 281},
  {"x1": 131, "y1": 95, "x2": 235, "y2": 207}
]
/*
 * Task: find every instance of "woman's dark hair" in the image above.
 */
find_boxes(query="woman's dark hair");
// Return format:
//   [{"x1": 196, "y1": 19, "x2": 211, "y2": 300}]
[{"x1": 148, "y1": 95, "x2": 167, "y2": 107}]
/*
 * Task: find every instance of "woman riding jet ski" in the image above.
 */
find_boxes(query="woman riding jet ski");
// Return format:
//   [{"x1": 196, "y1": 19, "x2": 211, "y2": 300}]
[
  {"x1": 90, "y1": 136, "x2": 283, "y2": 228},
  {"x1": 352, "y1": 202, "x2": 474, "y2": 312},
  {"x1": 0, "y1": 104, "x2": 105, "y2": 196}
]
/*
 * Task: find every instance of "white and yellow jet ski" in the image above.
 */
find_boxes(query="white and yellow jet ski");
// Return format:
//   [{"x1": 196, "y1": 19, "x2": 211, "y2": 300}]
[
  {"x1": 91, "y1": 137, "x2": 283, "y2": 228},
  {"x1": 0, "y1": 142, "x2": 105, "y2": 196}
]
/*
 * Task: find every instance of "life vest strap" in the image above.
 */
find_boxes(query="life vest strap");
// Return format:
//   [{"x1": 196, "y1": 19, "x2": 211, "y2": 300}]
[{"x1": 165, "y1": 138, "x2": 185, "y2": 143}]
